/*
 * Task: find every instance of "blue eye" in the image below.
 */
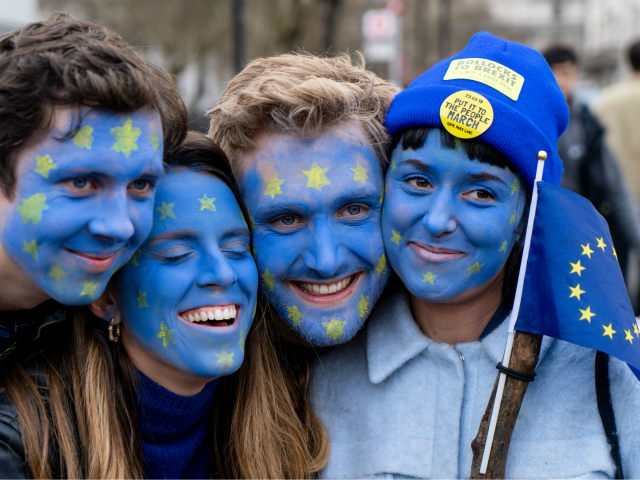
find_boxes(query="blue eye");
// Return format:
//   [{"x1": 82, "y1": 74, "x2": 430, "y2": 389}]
[
  {"x1": 73, "y1": 178, "x2": 88, "y2": 188},
  {"x1": 281, "y1": 215, "x2": 296, "y2": 225}
]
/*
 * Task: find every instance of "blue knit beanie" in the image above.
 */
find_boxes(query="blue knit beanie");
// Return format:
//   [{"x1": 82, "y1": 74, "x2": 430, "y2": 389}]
[{"x1": 385, "y1": 32, "x2": 569, "y2": 188}]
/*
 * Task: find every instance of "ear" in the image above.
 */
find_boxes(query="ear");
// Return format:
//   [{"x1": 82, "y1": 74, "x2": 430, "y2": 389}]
[{"x1": 89, "y1": 285, "x2": 122, "y2": 324}]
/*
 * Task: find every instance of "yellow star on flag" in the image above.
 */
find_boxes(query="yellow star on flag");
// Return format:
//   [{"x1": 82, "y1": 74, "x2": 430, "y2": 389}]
[
  {"x1": 323, "y1": 318, "x2": 346, "y2": 340},
  {"x1": 287, "y1": 305, "x2": 304, "y2": 327},
  {"x1": 35, "y1": 155, "x2": 57, "y2": 178},
  {"x1": 624, "y1": 329, "x2": 634, "y2": 344},
  {"x1": 48, "y1": 265, "x2": 66, "y2": 283},
  {"x1": 351, "y1": 162, "x2": 369, "y2": 185},
  {"x1": 375, "y1": 254, "x2": 387, "y2": 276},
  {"x1": 423, "y1": 271, "x2": 436, "y2": 284},
  {"x1": 510, "y1": 177, "x2": 520, "y2": 195},
  {"x1": 613, "y1": 247, "x2": 618, "y2": 260},
  {"x1": 302, "y1": 162, "x2": 331, "y2": 191},
  {"x1": 634, "y1": 322, "x2": 639, "y2": 338},
  {"x1": 23, "y1": 240, "x2": 40, "y2": 260},
  {"x1": 596, "y1": 237, "x2": 607, "y2": 252},
  {"x1": 155, "y1": 201, "x2": 176, "y2": 220},
  {"x1": 157, "y1": 321, "x2": 176, "y2": 347},
  {"x1": 602, "y1": 323, "x2": 616, "y2": 340},
  {"x1": 73, "y1": 126, "x2": 93, "y2": 149},
  {"x1": 509, "y1": 210, "x2": 516, "y2": 225},
  {"x1": 198, "y1": 194, "x2": 216, "y2": 212},
  {"x1": 264, "y1": 172, "x2": 285, "y2": 198},
  {"x1": 467, "y1": 261, "x2": 484, "y2": 277},
  {"x1": 581, "y1": 243, "x2": 594, "y2": 259},
  {"x1": 16, "y1": 193, "x2": 48, "y2": 225},
  {"x1": 150, "y1": 132, "x2": 160, "y2": 152},
  {"x1": 569, "y1": 283, "x2": 585, "y2": 301},
  {"x1": 216, "y1": 349, "x2": 235, "y2": 367},
  {"x1": 499, "y1": 240, "x2": 507, "y2": 252},
  {"x1": 390, "y1": 230, "x2": 402, "y2": 246},
  {"x1": 262, "y1": 268, "x2": 275, "y2": 291},
  {"x1": 569, "y1": 260, "x2": 585, "y2": 276},
  {"x1": 356, "y1": 295, "x2": 369, "y2": 318},
  {"x1": 579, "y1": 306, "x2": 595, "y2": 323},
  {"x1": 137, "y1": 290, "x2": 148, "y2": 308},
  {"x1": 80, "y1": 281, "x2": 99, "y2": 298},
  {"x1": 110, "y1": 117, "x2": 141, "y2": 158},
  {"x1": 239, "y1": 330, "x2": 245, "y2": 352}
]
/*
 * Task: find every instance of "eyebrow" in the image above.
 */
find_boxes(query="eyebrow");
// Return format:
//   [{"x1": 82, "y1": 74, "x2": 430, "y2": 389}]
[
  {"x1": 147, "y1": 228, "x2": 198, "y2": 245},
  {"x1": 254, "y1": 203, "x2": 307, "y2": 219},
  {"x1": 467, "y1": 172, "x2": 508, "y2": 186},
  {"x1": 402, "y1": 159, "x2": 433, "y2": 171},
  {"x1": 219, "y1": 226, "x2": 251, "y2": 242},
  {"x1": 334, "y1": 191, "x2": 382, "y2": 207}
]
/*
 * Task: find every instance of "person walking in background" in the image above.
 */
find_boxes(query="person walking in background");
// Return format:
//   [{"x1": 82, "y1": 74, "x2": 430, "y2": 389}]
[{"x1": 544, "y1": 45, "x2": 640, "y2": 310}]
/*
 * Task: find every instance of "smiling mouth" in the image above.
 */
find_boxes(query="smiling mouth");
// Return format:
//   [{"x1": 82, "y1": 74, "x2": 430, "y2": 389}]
[
  {"x1": 178, "y1": 305, "x2": 238, "y2": 327},
  {"x1": 290, "y1": 272, "x2": 361, "y2": 306},
  {"x1": 66, "y1": 248, "x2": 122, "y2": 272},
  {"x1": 410, "y1": 242, "x2": 465, "y2": 262}
]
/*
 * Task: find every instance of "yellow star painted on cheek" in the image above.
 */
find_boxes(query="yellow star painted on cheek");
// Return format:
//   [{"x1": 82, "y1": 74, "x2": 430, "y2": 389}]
[
  {"x1": 157, "y1": 321, "x2": 176, "y2": 347},
  {"x1": 467, "y1": 261, "x2": 483, "y2": 277},
  {"x1": 510, "y1": 178, "x2": 520, "y2": 195},
  {"x1": 110, "y1": 117, "x2": 141, "y2": 158},
  {"x1": 263, "y1": 173, "x2": 285, "y2": 199},
  {"x1": 569, "y1": 260, "x2": 585, "y2": 276},
  {"x1": 390, "y1": 158, "x2": 397, "y2": 171},
  {"x1": 80, "y1": 281, "x2": 99, "y2": 298},
  {"x1": 137, "y1": 290, "x2": 148, "y2": 308},
  {"x1": 73, "y1": 126, "x2": 93, "y2": 149},
  {"x1": 48, "y1": 265, "x2": 66, "y2": 283},
  {"x1": 323, "y1": 318, "x2": 346, "y2": 340},
  {"x1": 126, "y1": 249, "x2": 142, "y2": 268},
  {"x1": 624, "y1": 329, "x2": 634, "y2": 344},
  {"x1": 16, "y1": 193, "x2": 48, "y2": 225},
  {"x1": 150, "y1": 132, "x2": 160, "y2": 152},
  {"x1": 602, "y1": 322, "x2": 616, "y2": 340},
  {"x1": 509, "y1": 210, "x2": 516, "y2": 225},
  {"x1": 375, "y1": 254, "x2": 387, "y2": 276},
  {"x1": 22, "y1": 240, "x2": 40, "y2": 260},
  {"x1": 596, "y1": 237, "x2": 607, "y2": 252},
  {"x1": 579, "y1": 306, "x2": 595, "y2": 323},
  {"x1": 390, "y1": 230, "x2": 402, "y2": 246},
  {"x1": 287, "y1": 305, "x2": 304, "y2": 327},
  {"x1": 198, "y1": 194, "x2": 216, "y2": 212},
  {"x1": 302, "y1": 162, "x2": 331, "y2": 191},
  {"x1": 356, "y1": 295, "x2": 369, "y2": 318},
  {"x1": 422, "y1": 271, "x2": 436, "y2": 285},
  {"x1": 239, "y1": 330, "x2": 245, "y2": 352},
  {"x1": 155, "y1": 201, "x2": 176, "y2": 220},
  {"x1": 252, "y1": 302, "x2": 257, "y2": 320},
  {"x1": 216, "y1": 349, "x2": 235, "y2": 367},
  {"x1": 380, "y1": 189, "x2": 385, "y2": 204},
  {"x1": 569, "y1": 283, "x2": 585, "y2": 300},
  {"x1": 351, "y1": 162, "x2": 369, "y2": 185},
  {"x1": 262, "y1": 268, "x2": 275, "y2": 291},
  {"x1": 499, "y1": 240, "x2": 507, "y2": 252},
  {"x1": 35, "y1": 155, "x2": 57, "y2": 178},
  {"x1": 581, "y1": 243, "x2": 594, "y2": 259}
]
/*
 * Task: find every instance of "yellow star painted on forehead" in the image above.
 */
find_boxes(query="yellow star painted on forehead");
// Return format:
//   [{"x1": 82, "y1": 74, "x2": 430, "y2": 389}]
[
  {"x1": 150, "y1": 132, "x2": 160, "y2": 152},
  {"x1": 569, "y1": 260, "x2": 585, "y2": 276},
  {"x1": 155, "y1": 201, "x2": 176, "y2": 220},
  {"x1": 198, "y1": 194, "x2": 216, "y2": 212},
  {"x1": 351, "y1": 162, "x2": 369, "y2": 185},
  {"x1": 48, "y1": 265, "x2": 66, "y2": 283},
  {"x1": 467, "y1": 261, "x2": 483, "y2": 277},
  {"x1": 510, "y1": 178, "x2": 520, "y2": 195},
  {"x1": 499, "y1": 240, "x2": 507, "y2": 252},
  {"x1": 287, "y1": 305, "x2": 304, "y2": 327},
  {"x1": 579, "y1": 306, "x2": 595, "y2": 323},
  {"x1": 110, "y1": 117, "x2": 141, "y2": 158},
  {"x1": 581, "y1": 243, "x2": 594, "y2": 259},
  {"x1": 302, "y1": 162, "x2": 331, "y2": 191},
  {"x1": 569, "y1": 283, "x2": 585, "y2": 301},
  {"x1": 624, "y1": 329, "x2": 634, "y2": 344},
  {"x1": 602, "y1": 322, "x2": 616, "y2": 340},
  {"x1": 509, "y1": 210, "x2": 516, "y2": 225},
  {"x1": 357, "y1": 295, "x2": 369, "y2": 318},
  {"x1": 73, "y1": 126, "x2": 93, "y2": 150},
  {"x1": 35, "y1": 155, "x2": 57, "y2": 178},
  {"x1": 80, "y1": 281, "x2": 99, "y2": 298},
  {"x1": 137, "y1": 290, "x2": 148, "y2": 308},
  {"x1": 157, "y1": 321, "x2": 176, "y2": 347},
  {"x1": 596, "y1": 237, "x2": 607, "y2": 252},
  {"x1": 375, "y1": 254, "x2": 387, "y2": 276},
  {"x1": 22, "y1": 240, "x2": 40, "y2": 261},
  {"x1": 323, "y1": 319, "x2": 346, "y2": 340},
  {"x1": 390, "y1": 230, "x2": 403, "y2": 246},
  {"x1": 239, "y1": 330, "x2": 245, "y2": 352},
  {"x1": 264, "y1": 172, "x2": 285, "y2": 199},
  {"x1": 216, "y1": 349, "x2": 235, "y2": 367},
  {"x1": 422, "y1": 271, "x2": 436, "y2": 285},
  {"x1": 262, "y1": 268, "x2": 275, "y2": 291},
  {"x1": 16, "y1": 193, "x2": 48, "y2": 225}
]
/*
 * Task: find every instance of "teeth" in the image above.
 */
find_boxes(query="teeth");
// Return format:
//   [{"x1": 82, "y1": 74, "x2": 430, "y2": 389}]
[
  {"x1": 312, "y1": 284, "x2": 320, "y2": 293},
  {"x1": 194, "y1": 313, "x2": 201, "y2": 321},
  {"x1": 188, "y1": 314, "x2": 194, "y2": 322},
  {"x1": 328, "y1": 283, "x2": 337, "y2": 293},
  {"x1": 230, "y1": 306, "x2": 236, "y2": 318},
  {"x1": 207, "y1": 311, "x2": 215, "y2": 320},
  {"x1": 179, "y1": 305, "x2": 238, "y2": 323},
  {"x1": 320, "y1": 285, "x2": 329, "y2": 294},
  {"x1": 214, "y1": 309, "x2": 223, "y2": 320},
  {"x1": 223, "y1": 308, "x2": 230, "y2": 319},
  {"x1": 298, "y1": 275, "x2": 356, "y2": 296}
]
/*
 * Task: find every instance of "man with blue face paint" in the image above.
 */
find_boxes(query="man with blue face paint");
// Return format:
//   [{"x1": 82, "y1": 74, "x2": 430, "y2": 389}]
[
  {"x1": 208, "y1": 53, "x2": 398, "y2": 347},
  {"x1": 311, "y1": 33, "x2": 640, "y2": 478},
  {"x1": 0, "y1": 15, "x2": 187, "y2": 359}
]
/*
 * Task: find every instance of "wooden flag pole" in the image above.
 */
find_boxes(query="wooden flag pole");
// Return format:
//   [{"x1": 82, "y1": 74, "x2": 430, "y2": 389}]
[{"x1": 469, "y1": 151, "x2": 547, "y2": 479}]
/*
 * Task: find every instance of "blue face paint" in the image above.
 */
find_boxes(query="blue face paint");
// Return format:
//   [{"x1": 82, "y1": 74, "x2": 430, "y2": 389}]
[
  {"x1": 1, "y1": 108, "x2": 164, "y2": 305},
  {"x1": 114, "y1": 169, "x2": 258, "y2": 378},
  {"x1": 382, "y1": 130, "x2": 526, "y2": 302},
  {"x1": 240, "y1": 125, "x2": 389, "y2": 346}
]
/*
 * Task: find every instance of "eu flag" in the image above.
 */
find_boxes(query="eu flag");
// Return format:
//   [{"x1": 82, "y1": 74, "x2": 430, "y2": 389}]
[{"x1": 516, "y1": 181, "x2": 640, "y2": 381}]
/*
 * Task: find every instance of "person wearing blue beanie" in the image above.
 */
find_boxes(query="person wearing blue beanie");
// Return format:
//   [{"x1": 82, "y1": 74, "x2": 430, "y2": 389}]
[{"x1": 310, "y1": 32, "x2": 640, "y2": 478}]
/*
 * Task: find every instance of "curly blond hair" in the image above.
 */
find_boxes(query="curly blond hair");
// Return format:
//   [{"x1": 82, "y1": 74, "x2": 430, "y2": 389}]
[{"x1": 207, "y1": 52, "x2": 399, "y2": 174}]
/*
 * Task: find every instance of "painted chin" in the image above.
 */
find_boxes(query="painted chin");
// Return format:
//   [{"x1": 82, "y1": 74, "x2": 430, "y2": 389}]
[
  {"x1": 65, "y1": 247, "x2": 122, "y2": 273},
  {"x1": 177, "y1": 304, "x2": 240, "y2": 330},
  {"x1": 289, "y1": 271, "x2": 363, "y2": 307},
  {"x1": 410, "y1": 242, "x2": 465, "y2": 263}
]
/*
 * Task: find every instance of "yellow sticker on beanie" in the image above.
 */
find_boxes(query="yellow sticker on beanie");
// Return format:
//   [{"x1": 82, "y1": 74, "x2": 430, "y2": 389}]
[
  {"x1": 444, "y1": 58, "x2": 524, "y2": 101},
  {"x1": 440, "y1": 90, "x2": 493, "y2": 139}
]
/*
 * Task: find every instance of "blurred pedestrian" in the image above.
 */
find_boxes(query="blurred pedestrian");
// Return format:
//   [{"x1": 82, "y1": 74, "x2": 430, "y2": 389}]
[{"x1": 544, "y1": 45, "x2": 640, "y2": 310}]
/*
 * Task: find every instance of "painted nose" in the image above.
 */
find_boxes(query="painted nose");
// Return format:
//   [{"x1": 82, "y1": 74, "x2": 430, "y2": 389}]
[
  {"x1": 303, "y1": 218, "x2": 347, "y2": 278},
  {"x1": 87, "y1": 194, "x2": 135, "y2": 242},
  {"x1": 422, "y1": 188, "x2": 457, "y2": 237},
  {"x1": 195, "y1": 250, "x2": 238, "y2": 290}
]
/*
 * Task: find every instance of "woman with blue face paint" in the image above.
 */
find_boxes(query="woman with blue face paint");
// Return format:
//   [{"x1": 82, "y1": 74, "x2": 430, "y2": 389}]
[
  {"x1": 311, "y1": 33, "x2": 640, "y2": 479},
  {"x1": 0, "y1": 133, "x2": 263, "y2": 478}
]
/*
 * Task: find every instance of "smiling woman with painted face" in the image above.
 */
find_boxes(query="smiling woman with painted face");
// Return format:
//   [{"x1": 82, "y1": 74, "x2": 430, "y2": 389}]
[{"x1": 0, "y1": 133, "x2": 261, "y2": 478}]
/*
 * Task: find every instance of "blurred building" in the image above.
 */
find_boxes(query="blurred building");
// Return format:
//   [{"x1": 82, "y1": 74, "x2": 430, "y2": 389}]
[{"x1": 0, "y1": 0, "x2": 38, "y2": 36}]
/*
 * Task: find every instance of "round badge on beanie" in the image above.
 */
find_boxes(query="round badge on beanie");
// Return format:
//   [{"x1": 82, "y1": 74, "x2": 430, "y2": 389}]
[{"x1": 384, "y1": 32, "x2": 569, "y2": 189}]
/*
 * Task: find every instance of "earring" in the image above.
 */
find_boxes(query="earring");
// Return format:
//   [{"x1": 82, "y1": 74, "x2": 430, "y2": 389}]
[{"x1": 108, "y1": 318, "x2": 121, "y2": 343}]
